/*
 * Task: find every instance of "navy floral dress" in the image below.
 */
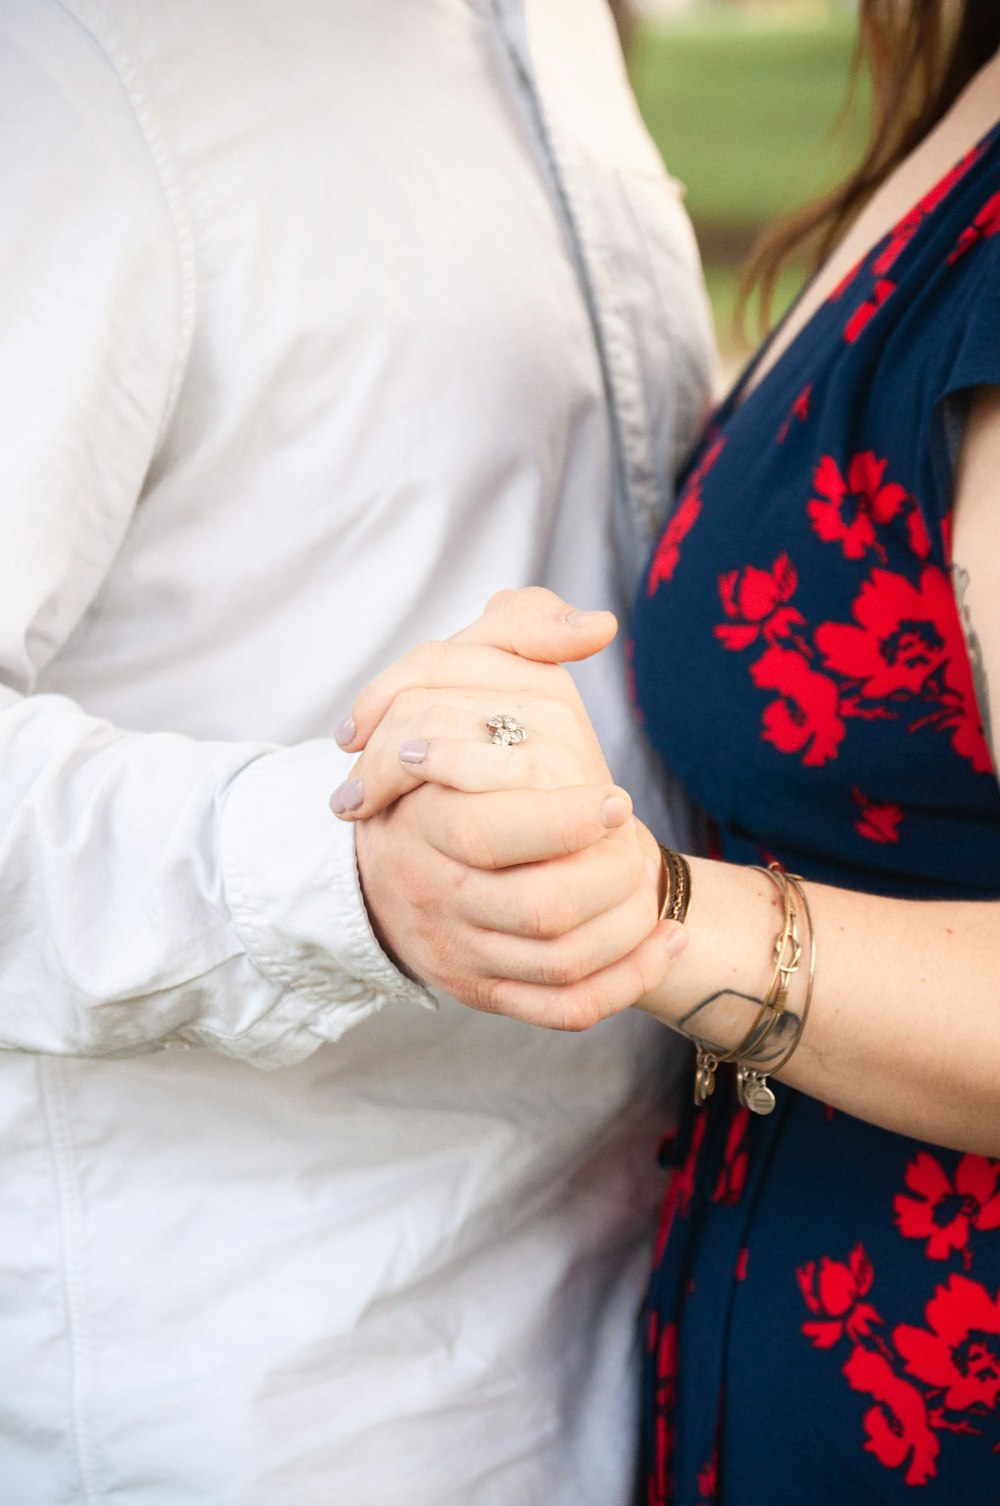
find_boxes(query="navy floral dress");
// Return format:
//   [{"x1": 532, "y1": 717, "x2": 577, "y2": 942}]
[{"x1": 629, "y1": 123, "x2": 1000, "y2": 1504}]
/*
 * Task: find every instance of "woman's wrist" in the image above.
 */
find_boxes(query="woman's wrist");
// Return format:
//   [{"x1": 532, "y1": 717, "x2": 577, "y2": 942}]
[{"x1": 635, "y1": 856, "x2": 812, "y2": 1075}]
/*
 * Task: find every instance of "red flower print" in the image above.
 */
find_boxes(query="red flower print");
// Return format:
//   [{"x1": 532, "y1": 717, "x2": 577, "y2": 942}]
[
  {"x1": 798, "y1": 1244, "x2": 882, "y2": 1350},
  {"x1": 816, "y1": 566, "x2": 953, "y2": 699},
  {"x1": 817, "y1": 565, "x2": 993, "y2": 771},
  {"x1": 845, "y1": 278, "x2": 895, "y2": 342},
  {"x1": 652, "y1": 1112, "x2": 707, "y2": 1264},
  {"x1": 894, "y1": 1152, "x2": 1000, "y2": 1269},
  {"x1": 750, "y1": 645, "x2": 846, "y2": 766},
  {"x1": 711, "y1": 1106, "x2": 750, "y2": 1205},
  {"x1": 715, "y1": 554, "x2": 805, "y2": 651},
  {"x1": 949, "y1": 189, "x2": 1000, "y2": 264},
  {"x1": 696, "y1": 1450, "x2": 718, "y2": 1504},
  {"x1": 894, "y1": 1275, "x2": 1000, "y2": 1413},
  {"x1": 873, "y1": 143, "x2": 985, "y2": 276},
  {"x1": 807, "y1": 452, "x2": 908, "y2": 561},
  {"x1": 842, "y1": 1346, "x2": 941, "y2": 1486},
  {"x1": 906, "y1": 505, "x2": 933, "y2": 560},
  {"x1": 646, "y1": 435, "x2": 726, "y2": 597},
  {"x1": 852, "y1": 787, "x2": 904, "y2": 844},
  {"x1": 917, "y1": 646, "x2": 995, "y2": 776},
  {"x1": 735, "y1": 1247, "x2": 749, "y2": 1282},
  {"x1": 649, "y1": 1319, "x2": 678, "y2": 1506},
  {"x1": 873, "y1": 215, "x2": 925, "y2": 279},
  {"x1": 777, "y1": 382, "x2": 813, "y2": 443},
  {"x1": 690, "y1": 432, "x2": 726, "y2": 488},
  {"x1": 647, "y1": 490, "x2": 701, "y2": 595}
]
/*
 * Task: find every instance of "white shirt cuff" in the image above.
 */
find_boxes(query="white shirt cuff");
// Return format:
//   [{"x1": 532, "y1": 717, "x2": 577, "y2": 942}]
[{"x1": 220, "y1": 740, "x2": 436, "y2": 1061}]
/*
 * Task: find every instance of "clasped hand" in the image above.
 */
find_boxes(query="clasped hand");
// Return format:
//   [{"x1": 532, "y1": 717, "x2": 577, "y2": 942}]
[{"x1": 331, "y1": 590, "x2": 687, "y2": 1030}]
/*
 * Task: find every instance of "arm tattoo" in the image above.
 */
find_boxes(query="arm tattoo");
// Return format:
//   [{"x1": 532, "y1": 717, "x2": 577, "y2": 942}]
[
  {"x1": 953, "y1": 562, "x2": 997, "y2": 766},
  {"x1": 678, "y1": 990, "x2": 802, "y2": 1068}
]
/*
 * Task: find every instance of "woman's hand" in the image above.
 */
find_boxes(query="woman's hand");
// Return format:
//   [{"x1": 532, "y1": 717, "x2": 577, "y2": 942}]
[
  {"x1": 333, "y1": 588, "x2": 689, "y2": 1028},
  {"x1": 329, "y1": 588, "x2": 620, "y2": 818}
]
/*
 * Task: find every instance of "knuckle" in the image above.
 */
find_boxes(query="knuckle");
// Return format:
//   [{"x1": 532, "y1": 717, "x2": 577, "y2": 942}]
[
  {"x1": 524, "y1": 888, "x2": 575, "y2": 940},
  {"x1": 473, "y1": 977, "x2": 506, "y2": 1016},
  {"x1": 538, "y1": 943, "x2": 589, "y2": 989},
  {"x1": 557, "y1": 987, "x2": 602, "y2": 1032},
  {"x1": 523, "y1": 585, "x2": 562, "y2": 615},
  {"x1": 395, "y1": 686, "x2": 431, "y2": 721},
  {"x1": 454, "y1": 819, "x2": 502, "y2": 870},
  {"x1": 410, "y1": 639, "x2": 449, "y2": 676},
  {"x1": 432, "y1": 702, "x2": 469, "y2": 739}
]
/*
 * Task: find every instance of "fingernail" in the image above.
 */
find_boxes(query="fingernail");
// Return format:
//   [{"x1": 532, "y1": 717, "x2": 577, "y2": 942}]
[
  {"x1": 665, "y1": 925, "x2": 689, "y2": 960},
  {"x1": 601, "y1": 793, "x2": 631, "y2": 828},
  {"x1": 329, "y1": 778, "x2": 363, "y2": 814},
  {"x1": 566, "y1": 610, "x2": 604, "y2": 625},
  {"x1": 335, "y1": 716, "x2": 356, "y2": 748},
  {"x1": 399, "y1": 739, "x2": 429, "y2": 766}
]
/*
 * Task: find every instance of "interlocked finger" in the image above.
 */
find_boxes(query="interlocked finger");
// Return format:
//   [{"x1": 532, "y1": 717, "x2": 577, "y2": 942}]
[
  {"x1": 466, "y1": 881, "x2": 660, "y2": 986},
  {"x1": 436, "y1": 819, "x2": 647, "y2": 921},
  {"x1": 331, "y1": 695, "x2": 611, "y2": 819},
  {"x1": 422, "y1": 786, "x2": 635, "y2": 871},
  {"x1": 340, "y1": 641, "x2": 582, "y2": 753},
  {"x1": 466, "y1": 922, "x2": 679, "y2": 1032}
]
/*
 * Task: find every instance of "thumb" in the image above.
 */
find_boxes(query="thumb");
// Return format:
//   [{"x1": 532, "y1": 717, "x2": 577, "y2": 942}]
[{"x1": 450, "y1": 586, "x2": 617, "y2": 664}]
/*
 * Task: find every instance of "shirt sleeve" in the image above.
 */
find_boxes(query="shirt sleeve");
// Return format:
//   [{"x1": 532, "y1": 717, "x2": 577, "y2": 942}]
[{"x1": 0, "y1": 5, "x2": 433, "y2": 1068}]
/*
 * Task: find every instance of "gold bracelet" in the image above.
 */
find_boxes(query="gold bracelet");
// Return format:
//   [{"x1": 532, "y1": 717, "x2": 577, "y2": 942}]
[
  {"x1": 657, "y1": 844, "x2": 692, "y2": 927},
  {"x1": 766, "y1": 874, "x2": 816, "y2": 1079},
  {"x1": 733, "y1": 866, "x2": 799, "y2": 1058},
  {"x1": 694, "y1": 866, "x2": 795, "y2": 1105},
  {"x1": 737, "y1": 874, "x2": 815, "y2": 1114},
  {"x1": 693, "y1": 864, "x2": 802, "y2": 1111}
]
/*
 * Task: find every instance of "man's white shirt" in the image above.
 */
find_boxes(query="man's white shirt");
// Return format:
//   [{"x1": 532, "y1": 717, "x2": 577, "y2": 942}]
[{"x1": 0, "y1": 1, "x2": 715, "y2": 1501}]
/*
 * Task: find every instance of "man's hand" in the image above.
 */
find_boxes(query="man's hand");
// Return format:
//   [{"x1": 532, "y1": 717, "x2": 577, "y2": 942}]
[{"x1": 355, "y1": 782, "x2": 682, "y2": 1031}]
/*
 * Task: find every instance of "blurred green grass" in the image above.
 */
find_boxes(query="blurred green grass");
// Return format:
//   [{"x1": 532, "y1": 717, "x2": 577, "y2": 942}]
[{"x1": 630, "y1": 5, "x2": 870, "y2": 357}]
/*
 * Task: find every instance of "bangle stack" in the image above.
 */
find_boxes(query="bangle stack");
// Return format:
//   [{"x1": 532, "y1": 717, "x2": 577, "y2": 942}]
[{"x1": 693, "y1": 863, "x2": 816, "y2": 1117}]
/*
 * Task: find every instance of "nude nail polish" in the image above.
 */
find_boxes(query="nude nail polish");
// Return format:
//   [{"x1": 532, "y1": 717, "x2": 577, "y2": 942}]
[
  {"x1": 335, "y1": 716, "x2": 356, "y2": 747},
  {"x1": 399, "y1": 740, "x2": 429, "y2": 765},
  {"x1": 329, "y1": 778, "x2": 363, "y2": 814}
]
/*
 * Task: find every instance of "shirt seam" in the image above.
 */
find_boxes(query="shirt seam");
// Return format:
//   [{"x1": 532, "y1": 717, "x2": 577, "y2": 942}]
[
  {"x1": 53, "y1": 0, "x2": 197, "y2": 452},
  {"x1": 38, "y1": 1058, "x2": 103, "y2": 1505}
]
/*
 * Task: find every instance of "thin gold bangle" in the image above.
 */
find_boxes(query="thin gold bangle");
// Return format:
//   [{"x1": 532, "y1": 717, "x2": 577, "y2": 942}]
[
  {"x1": 725, "y1": 865, "x2": 798, "y2": 1064},
  {"x1": 693, "y1": 864, "x2": 800, "y2": 1107},
  {"x1": 766, "y1": 874, "x2": 816, "y2": 1079}
]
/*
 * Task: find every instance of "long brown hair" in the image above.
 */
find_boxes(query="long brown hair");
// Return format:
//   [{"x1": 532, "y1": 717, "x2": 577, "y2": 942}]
[{"x1": 744, "y1": 1, "x2": 1000, "y2": 327}]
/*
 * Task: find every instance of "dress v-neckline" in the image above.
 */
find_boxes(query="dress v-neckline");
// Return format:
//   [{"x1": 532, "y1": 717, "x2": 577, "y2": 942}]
[{"x1": 721, "y1": 113, "x2": 1000, "y2": 425}]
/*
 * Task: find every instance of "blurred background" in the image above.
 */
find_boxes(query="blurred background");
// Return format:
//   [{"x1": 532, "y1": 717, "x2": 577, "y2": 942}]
[{"x1": 622, "y1": 0, "x2": 870, "y2": 368}]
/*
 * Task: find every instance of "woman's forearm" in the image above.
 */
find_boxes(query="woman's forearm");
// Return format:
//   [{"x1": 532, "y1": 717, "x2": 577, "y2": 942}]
[{"x1": 637, "y1": 840, "x2": 1000, "y2": 1156}]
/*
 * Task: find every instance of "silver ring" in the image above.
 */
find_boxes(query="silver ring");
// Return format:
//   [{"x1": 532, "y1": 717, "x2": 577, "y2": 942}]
[{"x1": 486, "y1": 714, "x2": 527, "y2": 746}]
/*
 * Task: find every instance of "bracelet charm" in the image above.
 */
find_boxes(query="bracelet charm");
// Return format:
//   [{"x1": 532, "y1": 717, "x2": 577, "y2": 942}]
[
  {"x1": 690, "y1": 864, "x2": 816, "y2": 1117},
  {"x1": 694, "y1": 1048, "x2": 719, "y2": 1106},
  {"x1": 736, "y1": 1066, "x2": 776, "y2": 1116}
]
